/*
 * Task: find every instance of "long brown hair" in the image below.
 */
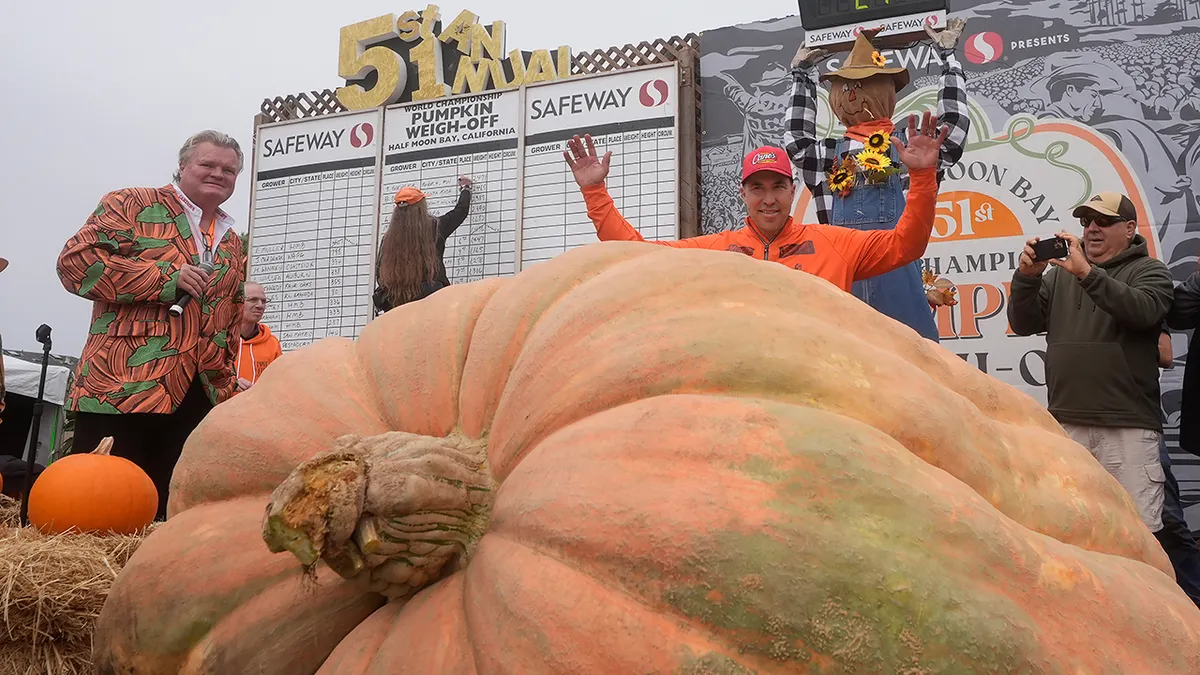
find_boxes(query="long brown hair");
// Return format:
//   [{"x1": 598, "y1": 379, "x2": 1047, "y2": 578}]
[{"x1": 377, "y1": 199, "x2": 439, "y2": 307}]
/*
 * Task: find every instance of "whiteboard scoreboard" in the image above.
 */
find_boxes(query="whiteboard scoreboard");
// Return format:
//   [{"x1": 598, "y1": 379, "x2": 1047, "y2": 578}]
[
  {"x1": 251, "y1": 109, "x2": 381, "y2": 351},
  {"x1": 249, "y1": 63, "x2": 680, "y2": 351},
  {"x1": 380, "y1": 90, "x2": 521, "y2": 283}
]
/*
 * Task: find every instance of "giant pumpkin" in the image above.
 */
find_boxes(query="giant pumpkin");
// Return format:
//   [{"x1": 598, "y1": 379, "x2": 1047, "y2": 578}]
[{"x1": 94, "y1": 242, "x2": 1200, "y2": 674}]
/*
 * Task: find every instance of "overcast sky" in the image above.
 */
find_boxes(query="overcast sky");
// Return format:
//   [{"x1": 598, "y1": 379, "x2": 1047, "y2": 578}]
[{"x1": 0, "y1": 0, "x2": 797, "y2": 356}]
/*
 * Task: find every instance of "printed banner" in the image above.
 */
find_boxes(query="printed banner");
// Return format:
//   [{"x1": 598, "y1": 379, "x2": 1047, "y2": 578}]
[{"x1": 699, "y1": 6, "x2": 1200, "y2": 528}]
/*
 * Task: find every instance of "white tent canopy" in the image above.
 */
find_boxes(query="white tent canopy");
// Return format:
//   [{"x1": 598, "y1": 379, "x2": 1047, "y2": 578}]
[
  {"x1": 3, "y1": 353, "x2": 71, "y2": 407},
  {"x1": 3, "y1": 352, "x2": 73, "y2": 464}
]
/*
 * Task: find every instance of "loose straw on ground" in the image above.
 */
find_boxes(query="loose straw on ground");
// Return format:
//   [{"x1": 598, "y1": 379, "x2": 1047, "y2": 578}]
[{"x1": 0, "y1": 495, "x2": 156, "y2": 675}]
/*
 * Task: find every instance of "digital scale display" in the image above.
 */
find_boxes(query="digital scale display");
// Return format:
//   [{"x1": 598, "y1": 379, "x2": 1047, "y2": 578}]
[{"x1": 798, "y1": 0, "x2": 949, "y2": 48}]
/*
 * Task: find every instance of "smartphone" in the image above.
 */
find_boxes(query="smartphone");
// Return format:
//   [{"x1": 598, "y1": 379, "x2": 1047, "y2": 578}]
[{"x1": 1032, "y1": 236, "x2": 1069, "y2": 262}]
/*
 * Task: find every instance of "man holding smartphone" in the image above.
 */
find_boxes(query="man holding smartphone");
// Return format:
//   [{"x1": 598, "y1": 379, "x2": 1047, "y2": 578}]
[{"x1": 1008, "y1": 192, "x2": 1173, "y2": 542}]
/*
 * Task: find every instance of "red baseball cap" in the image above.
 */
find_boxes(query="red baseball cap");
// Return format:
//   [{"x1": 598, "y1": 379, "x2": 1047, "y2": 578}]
[{"x1": 741, "y1": 146, "x2": 794, "y2": 183}]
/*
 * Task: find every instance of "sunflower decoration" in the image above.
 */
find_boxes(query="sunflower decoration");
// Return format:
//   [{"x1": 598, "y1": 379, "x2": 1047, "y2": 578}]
[
  {"x1": 855, "y1": 149, "x2": 892, "y2": 172},
  {"x1": 866, "y1": 132, "x2": 891, "y2": 153},
  {"x1": 855, "y1": 149, "x2": 901, "y2": 185},
  {"x1": 871, "y1": 51, "x2": 887, "y2": 67},
  {"x1": 826, "y1": 156, "x2": 857, "y2": 197}
]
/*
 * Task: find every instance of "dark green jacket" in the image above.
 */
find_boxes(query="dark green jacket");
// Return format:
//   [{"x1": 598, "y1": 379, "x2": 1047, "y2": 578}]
[{"x1": 1007, "y1": 234, "x2": 1172, "y2": 431}]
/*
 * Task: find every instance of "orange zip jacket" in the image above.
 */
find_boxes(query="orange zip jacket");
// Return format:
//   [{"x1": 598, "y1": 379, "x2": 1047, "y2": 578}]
[
  {"x1": 235, "y1": 323, "x2": 281, "y2": 386},
  {"x1": 581, "y1": 166, "x2": 939, "y2": 292}
]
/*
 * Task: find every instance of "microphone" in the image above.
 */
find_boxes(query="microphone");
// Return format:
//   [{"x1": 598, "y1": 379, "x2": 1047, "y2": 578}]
[{"x1": 169, "y1": 259, "x2": 214, "y2": 317}]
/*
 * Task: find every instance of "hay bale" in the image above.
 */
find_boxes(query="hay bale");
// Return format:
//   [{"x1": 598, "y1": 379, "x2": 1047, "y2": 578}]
[{"x1": 0, "y1": 495, "x2": 157, "y2": 675}]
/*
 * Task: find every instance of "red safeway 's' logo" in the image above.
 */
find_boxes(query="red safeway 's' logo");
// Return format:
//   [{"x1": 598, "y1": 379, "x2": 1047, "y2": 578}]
[
  {"x1": 639, "y1": 80, "x2": 670, "y2": 107},
  {"x1": 964, "y1": 32, "x2": 1004, "y2": 65},
  {"x1": 349, "y1": 122, "x2": 374, "y2": 148}
]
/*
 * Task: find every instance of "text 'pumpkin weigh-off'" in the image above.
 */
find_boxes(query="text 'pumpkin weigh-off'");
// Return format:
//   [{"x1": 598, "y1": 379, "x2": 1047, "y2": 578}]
[{"x1": 94, "y1": 242, "x2": 1200, "y2": 674}]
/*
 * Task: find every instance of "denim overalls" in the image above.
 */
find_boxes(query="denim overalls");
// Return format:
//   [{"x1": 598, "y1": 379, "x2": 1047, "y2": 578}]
[{"x1": 830, "y1": 134, "x2": 939, "y2": 342}]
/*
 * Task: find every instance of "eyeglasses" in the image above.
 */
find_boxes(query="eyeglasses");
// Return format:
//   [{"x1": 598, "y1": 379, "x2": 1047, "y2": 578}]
[
  {"x1": 245, "y1": 298, "x2": 270, "y2": 305},
  {"x1": 1080, "y1": 215, "x2": 1126, "y2": 228}
]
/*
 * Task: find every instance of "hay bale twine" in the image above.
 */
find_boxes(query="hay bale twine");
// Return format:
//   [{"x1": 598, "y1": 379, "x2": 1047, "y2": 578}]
[{"x1": 0, "y1": 494, "x2": 157, "y2": 675}]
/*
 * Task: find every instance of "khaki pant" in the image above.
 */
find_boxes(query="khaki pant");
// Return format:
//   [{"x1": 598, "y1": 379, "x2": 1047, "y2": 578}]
[{"x1": 1062, "y1": 424, "x2": 1165, "y2": 532}]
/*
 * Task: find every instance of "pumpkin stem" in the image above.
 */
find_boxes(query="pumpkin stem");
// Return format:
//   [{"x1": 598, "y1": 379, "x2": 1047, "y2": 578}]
[
  {"x1": 262, "y1": 431, "x2": 494, "y2": 601},
  {"x1": 94, "y1": 437, "x2": 115, "y2": 456}
]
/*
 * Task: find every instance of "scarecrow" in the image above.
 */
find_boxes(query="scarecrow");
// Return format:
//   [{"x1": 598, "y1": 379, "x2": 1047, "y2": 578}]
[{"x1": 783, "y1": 21, "x2": 969, "y2": 342}]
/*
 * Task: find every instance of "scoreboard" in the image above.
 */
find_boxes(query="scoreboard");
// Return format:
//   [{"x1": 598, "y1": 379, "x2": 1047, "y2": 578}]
[{"x1": 248, "y1": 63, "x2": 681, "y2": 351}]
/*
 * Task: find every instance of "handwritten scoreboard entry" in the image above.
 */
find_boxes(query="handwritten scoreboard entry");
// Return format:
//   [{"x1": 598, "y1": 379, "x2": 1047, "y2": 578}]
[
  {"x1": 380, "y1": 90, "x2": 521, "y2": 284},
  {"x1": 521, "y1": 63, "x2": 680, "y2": 268},
  {"x1": 249, "y1": 109, "x2": 382, "y2": 351},
  {"x1": 248, "y1": 63, "x2": 683, "y2": 352}
]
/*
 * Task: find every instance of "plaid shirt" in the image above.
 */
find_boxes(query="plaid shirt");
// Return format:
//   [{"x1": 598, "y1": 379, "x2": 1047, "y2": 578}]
[{"x1": 783, "y1": 49, "x2": 970, "y2": 225}]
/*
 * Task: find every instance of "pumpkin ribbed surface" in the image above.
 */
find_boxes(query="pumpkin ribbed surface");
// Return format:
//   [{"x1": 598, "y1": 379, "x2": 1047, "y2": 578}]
[
  {"x1": 94, "y1": 242, "x2": 1200, "y2": 674},
  {"x1": 29, "y1": 437, "x2": 158, "y2": 535}
]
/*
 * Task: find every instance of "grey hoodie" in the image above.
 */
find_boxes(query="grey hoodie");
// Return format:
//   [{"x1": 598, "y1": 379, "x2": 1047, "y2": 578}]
[{"x1": 1007, "y1": 234, "x2": 1172, "y2": 431}]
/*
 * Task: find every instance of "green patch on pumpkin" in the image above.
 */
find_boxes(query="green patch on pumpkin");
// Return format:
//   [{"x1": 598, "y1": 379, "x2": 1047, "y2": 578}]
[
  {"x1": 730, "y1": 455, "x2": 787, "y2": 483},
  {"x1": 660, "y1": 402, "x2": 1045, "y2": 673},
  {"x1": 677, "y1": 649, "x2": 757, "y2": 674},
  {"x1": 139, "y1": 568, "x2": 298, "y2": 655}
]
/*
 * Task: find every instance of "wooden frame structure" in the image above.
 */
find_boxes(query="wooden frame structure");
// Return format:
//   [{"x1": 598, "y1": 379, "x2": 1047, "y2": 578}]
[{"x1": 254, "y1": 33, "x2": 703, "y2": 236}]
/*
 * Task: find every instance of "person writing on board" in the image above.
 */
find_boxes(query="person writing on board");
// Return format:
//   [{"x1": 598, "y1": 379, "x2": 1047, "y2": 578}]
[
  {"x1": 562, "y1": 112, "x2": 946, "y2": 294},
  {"x1": 373, "y1": 176, "x2": 473, "y2": 313},
  {"x1": 55, "y1": 130, "x2": 246, "y2": 520}
]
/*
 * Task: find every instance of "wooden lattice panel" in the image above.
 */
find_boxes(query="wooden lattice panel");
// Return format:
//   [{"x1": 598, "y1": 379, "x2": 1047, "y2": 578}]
[
  {"x1": 260, "y1": 89, "x2": 348, "y2": 123},
  {"x1": 571, "y1": 34, "x2": 700, "y2": 76},
  {"x1": 258, "y1": 34, "x2": 702, "y2": 123},
  {"x1": 252, "y1": 32, "x2": 704, "y2": 237}
]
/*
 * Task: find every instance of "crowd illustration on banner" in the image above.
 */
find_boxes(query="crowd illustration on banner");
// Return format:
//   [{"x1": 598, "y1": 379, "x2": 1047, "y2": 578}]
[{"x1": 7, "y1": 2, "x2": 1200, "y2": 672}]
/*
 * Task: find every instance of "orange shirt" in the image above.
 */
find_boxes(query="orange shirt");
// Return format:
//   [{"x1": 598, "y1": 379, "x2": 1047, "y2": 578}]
[
  {"x1": 235, "y1": 323, "x2": 282, "y2": 387},
  {"x1": 581, "y1": 166, "x2": 939, "y2": 293}
]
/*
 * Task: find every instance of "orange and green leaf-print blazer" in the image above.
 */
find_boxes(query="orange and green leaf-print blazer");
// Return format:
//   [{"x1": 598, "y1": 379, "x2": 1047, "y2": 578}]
[{"x1": 57, "y1": 186, "x2": 246, "y2": 415}]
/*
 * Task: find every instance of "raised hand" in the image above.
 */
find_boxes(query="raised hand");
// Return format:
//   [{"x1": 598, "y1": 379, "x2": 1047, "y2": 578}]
[
  {"x1": 925, "y1": 17, "x2": 966, "y2": 51},
  {"x1": 894, "y1": 111, "x2": 950, "y2": 171},
  {"x1": 791, "y1": 46, "x2": 829, "y2": 70},
  {"x1": 563, "y1": 135, "x2": 612, "y2": 188}
]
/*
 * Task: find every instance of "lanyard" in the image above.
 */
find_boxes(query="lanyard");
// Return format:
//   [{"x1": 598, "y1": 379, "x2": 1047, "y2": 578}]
[{"x1": 198, "y1": 215, "x2": 217, "y2": 266}]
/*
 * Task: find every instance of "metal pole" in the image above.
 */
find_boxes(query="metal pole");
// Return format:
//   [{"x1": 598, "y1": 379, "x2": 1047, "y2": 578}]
[{"x1": 18, "y1": 324, "x2": 52, "y2": 527}]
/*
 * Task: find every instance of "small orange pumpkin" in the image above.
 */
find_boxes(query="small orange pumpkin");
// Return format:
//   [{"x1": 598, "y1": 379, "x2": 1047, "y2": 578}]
[{"x1": 28, "y1": 437, "x2": 158, "y2": 534}]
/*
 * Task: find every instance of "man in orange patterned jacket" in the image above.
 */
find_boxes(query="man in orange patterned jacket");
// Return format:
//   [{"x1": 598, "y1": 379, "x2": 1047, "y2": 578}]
[{"x1": 57, "y1": 131, "x2": 246, "y2": 519}]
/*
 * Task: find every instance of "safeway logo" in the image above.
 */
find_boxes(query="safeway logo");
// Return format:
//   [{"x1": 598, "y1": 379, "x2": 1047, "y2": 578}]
[
  {"x1": 349, "y1": 122, "x2": 374, "y2": 148},
  {"x1": 964, "y1": 32, "x2": 1004, "y2": 65},
  {"x1": 639, "y1": 80, "x2": 670, "y2": 107}
]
